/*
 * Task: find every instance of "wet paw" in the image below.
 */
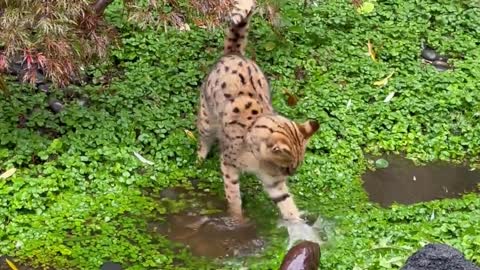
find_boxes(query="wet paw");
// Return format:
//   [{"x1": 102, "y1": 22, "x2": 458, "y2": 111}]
[
  {"x1": 228, "y1": 210, "x2": 249, "y2": 224},
  {"x1": 230, "y1": 214, "x2": 252, "y2": 227}
]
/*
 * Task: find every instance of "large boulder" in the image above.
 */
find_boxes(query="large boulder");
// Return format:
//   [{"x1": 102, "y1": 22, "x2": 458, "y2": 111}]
[{"x1": 401, "y1": 243, "x2": 480, "y2": 270}]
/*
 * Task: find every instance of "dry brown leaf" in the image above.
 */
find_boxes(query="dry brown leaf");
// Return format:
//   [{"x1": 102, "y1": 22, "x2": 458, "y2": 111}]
[
  {"x1": 352, "y1": 0, "x2": 363, "y2": 8},
  {"x1": 283, "y1": 89, "x2": 298, "y2": 107}
]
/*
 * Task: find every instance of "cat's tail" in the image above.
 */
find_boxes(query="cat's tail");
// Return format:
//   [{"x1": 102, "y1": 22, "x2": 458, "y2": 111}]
[{"x1": 224, "y1": 0, "x2": 256, "y2": 55}]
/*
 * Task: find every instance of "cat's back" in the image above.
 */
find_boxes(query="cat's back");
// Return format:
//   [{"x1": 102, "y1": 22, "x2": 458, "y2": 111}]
[{"x1": 203, "y1": 54, "x2": 272, "y2": 118}]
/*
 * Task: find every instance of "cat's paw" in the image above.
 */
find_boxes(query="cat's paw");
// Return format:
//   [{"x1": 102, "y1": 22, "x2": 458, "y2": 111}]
[{"x1": 196, "y1": 148, "x2": 208, "y2": 166}]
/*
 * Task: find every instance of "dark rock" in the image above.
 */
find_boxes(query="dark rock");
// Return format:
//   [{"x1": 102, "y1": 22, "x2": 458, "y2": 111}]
[
  {"x1": 280, "y1": 241, "x2": 321, "y2": 270},
  {"x1": 33, "y1": 72, "x2": 45, "y2": 84},
  {"x1": 401, "y1": 243, "x2": 480, "y2": 270},
  {"x1": 421, "y1": 47, "x2": 439, "y2": 61},
  {"x1": 432, "y1": 60, "x2": 450, "y2": 72},
  {"x1": 436, "y1": 55, "x2": 449, "y2": 62},
  {"x1": 48, "y1": 99, "x2": 64, "y2": 113},
  {"x1": 37, "y1": 83, "x2": 50, "y2": 92},
  {"x1": 100, "y1": 262, "x2": 123, "y2": 270},
  {"x1": 7, "y1": 62, "x2": 23, "y2": 76}
]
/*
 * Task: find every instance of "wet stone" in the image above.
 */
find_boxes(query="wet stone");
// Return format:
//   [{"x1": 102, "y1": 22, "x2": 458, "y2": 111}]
[
  {"x1": 48, "y1": 99, "x2": 64, "y2": 113},
  {"x1": 100, "y1": 262, "x2": 123, "y2": 270},
  {"x1": 279, "y1": 241, "x2": 321, "y2": 270},
  {"x1": 37, "y1": 83, "x2": 50, "y2": 92},
  {"x1": 362, "y1": 155, "x2": 480, "y2": 207},
  {"x1": 401, "y1": 243, "x2": 480, "y2": 270},
  {"x1": 421, "y1": 47, "x2": 439, "y2": 61},
  {"x1": 432, "y1": 60, "x2": 450, "y2": 72}
]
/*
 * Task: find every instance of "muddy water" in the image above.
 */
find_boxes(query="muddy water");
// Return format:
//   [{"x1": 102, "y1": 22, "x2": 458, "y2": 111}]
[
  {"x1": 149, "y1": 187, "x2": 264, "y2": 258},
  {"x1": 362, "y1": 155, "x2": 480, "y2": 207}
]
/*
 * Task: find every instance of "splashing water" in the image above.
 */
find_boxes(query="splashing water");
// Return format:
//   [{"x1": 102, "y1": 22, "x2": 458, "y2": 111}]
[{"x1": 278, "y1": 215, "x2": 334, "y2": 250}]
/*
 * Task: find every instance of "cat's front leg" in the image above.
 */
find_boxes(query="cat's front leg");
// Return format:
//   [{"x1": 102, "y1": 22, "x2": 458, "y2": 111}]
[
  {"x1": 260, "y1": 174, "x2": 303, "y2": 222},
  {"x1": 220, "y1": 156, "x2": 246, "y2": 222}
]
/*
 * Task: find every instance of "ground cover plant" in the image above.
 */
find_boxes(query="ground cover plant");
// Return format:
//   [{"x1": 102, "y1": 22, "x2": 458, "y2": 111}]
[{"x1": 1, "y1": 0, "x2": 479, "y2": 269}]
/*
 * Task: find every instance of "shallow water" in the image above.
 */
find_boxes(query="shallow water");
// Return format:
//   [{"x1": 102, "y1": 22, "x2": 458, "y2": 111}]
[
  {"x1": 362, "y1": 155, "x2": 480, "y2": 207},
  {"x1": 149, "y1": 187, "x2": 264, "y2": 258}
]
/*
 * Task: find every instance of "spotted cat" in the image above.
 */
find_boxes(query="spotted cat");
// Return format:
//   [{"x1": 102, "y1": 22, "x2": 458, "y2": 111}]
[{"x1": 197, "y1": 0, "x2": 319, "y2": 223}]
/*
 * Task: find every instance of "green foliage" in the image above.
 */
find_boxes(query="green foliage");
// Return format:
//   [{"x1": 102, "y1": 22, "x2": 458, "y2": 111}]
[{"x1": 1, "y1": 0, "x2": 480, "y2": 269}]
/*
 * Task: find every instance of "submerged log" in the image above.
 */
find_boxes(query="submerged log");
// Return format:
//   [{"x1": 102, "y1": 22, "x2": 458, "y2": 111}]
[{"x1": 279, "y1": 241, "x2": 321, "y2": 270}]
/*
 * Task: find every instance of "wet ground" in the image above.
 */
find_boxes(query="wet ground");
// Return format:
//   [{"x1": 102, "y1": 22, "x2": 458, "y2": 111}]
[
  {"x1": 0, "y1": 256, "x2": 37, "y2": 270},
  {"x1": 149, "y1": 187, "x2": 265, "y2": 258},
  {"x1": 0, "y1": 187, "x2": 265, "y2": 270},
  {"x1": 362, "y1": 155, "x2": 480, "y2": 207}
]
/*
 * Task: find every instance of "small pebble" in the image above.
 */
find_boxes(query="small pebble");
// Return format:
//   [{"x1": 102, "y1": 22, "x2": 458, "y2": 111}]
[
  {"x1": 37, "y1": 83, "x2": 50, "y2": 92},
  {"x1": 48, "y1": 99, "x2": 64, "y2": 113}
]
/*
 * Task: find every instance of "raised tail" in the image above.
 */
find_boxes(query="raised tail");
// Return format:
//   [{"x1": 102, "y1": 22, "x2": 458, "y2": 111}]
[{"x1": 224, "y1": 0, "x2": 256, "y2": 55}]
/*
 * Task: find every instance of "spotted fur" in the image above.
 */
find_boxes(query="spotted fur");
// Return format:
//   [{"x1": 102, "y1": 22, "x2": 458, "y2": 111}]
[{"x1": 197, "y1": 0, "x2": 319, "y2": 223}]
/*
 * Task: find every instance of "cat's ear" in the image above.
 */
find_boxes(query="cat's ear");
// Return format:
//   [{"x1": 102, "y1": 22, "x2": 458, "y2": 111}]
[
  {"x1": 297, "y1": 120, "x2": 319, "y2": 140},
  {"x1": 268, "y1": 138, "x2": 294, "y2": 164},
  {"x1": 260, "y1": 137, "x2": 294, "y2": 164}
]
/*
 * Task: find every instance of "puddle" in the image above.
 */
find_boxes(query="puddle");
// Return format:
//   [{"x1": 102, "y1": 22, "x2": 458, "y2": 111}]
[
  {"x1": 148, "y1": 187, "x2": 264, "y2": 258},
  {"x1": 362, "y1": 155, "x2": 480, "y2": 207}
]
